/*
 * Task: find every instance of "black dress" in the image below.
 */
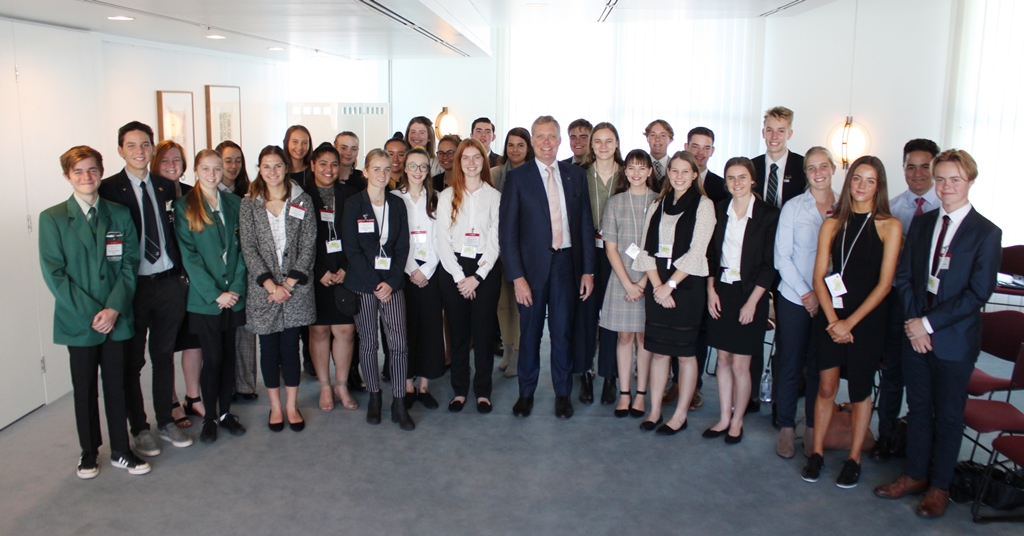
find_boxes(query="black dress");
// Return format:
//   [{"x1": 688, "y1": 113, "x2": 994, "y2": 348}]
[
  {"x1": 309, "y1": 181, "x2": 359, "y2": 325},
  {"x1": 815, "y1": 212, "x2": 887, "y2": 403}
]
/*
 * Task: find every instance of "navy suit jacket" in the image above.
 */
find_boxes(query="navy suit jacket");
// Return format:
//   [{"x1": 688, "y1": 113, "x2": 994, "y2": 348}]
[
  {"x1": 703, "y1": 170, "x2": 728, "y2": 204},
  {"x1": 499, "y1": 159, "x2": 596, "y2": 286},
  {"x1": 752, "y1": 151, "x2": 806, "y2": 206},
  {"x1": 98, "y1": 169, "x2": 182, "y2": 270},
  {"x1": 341, "y1": 190, "x2": 409, "y2": 294},
  {"x1": 894, "y1": 207, "x2": 1002, "y2": 362}
]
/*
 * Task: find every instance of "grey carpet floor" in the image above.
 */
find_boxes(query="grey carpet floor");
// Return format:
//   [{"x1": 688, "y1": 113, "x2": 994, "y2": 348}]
[{"x1": 1, "y1": 339, "x2": 1021, "y2": 535}]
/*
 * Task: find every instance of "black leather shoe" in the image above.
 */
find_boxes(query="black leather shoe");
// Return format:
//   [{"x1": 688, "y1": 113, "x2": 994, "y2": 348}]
[
  {"x1": 448, "y1": 398, "x2": 465, "y2": 413},
  {"x1": 870, "y1": 437, "x2": 892, "y2": 461},
  {"x1": 477, "y1": 399, "x2": 492, "y2": 414},
  {"x1": 702, "y1": 427, "x2": 727, "y2": 439},
  {"x1": 656, "y1": 420, "x2": 687, "y2": 436},
  {"x1": 200, "y1": 420, "x2": 218, "y2": 443},
  {"x1": 725, "y1": 427, "x2": 743, "y2": 445},
  {"x1": 391, "y1": 398, "x2": 416, "y2": 431},
  {"x1": 639, "y1": 416, "x2": 663, "y2": 432},
  {"x1": 219, "y1": 414, "x2": 246, "y2": 436},
  {"x1": 347, "y1": 373, "x2": 365, "y2": 392},
  {"x1": 268, "y1": 411, "x2": 284, "y2": 433},
  {"x1": 512, "y1": 396, "x2": 534, "y2": 418},
  {"x1": 288, "y1": 409, "x2": 305, "y2": 432},
  {"x1": 366, "y1": 392, "x2": 382, "y2": 425},
  {"x1": 404, "y1": 393, "x2": 416, "y2": 410},
  {"x1": 418, "y1": 391, "x2": 439, "y2": 410},
  {"x1": 555, "y1": 396, "x2": 574, "y2": 419},
  {"x1": 600, "y1": 378, "x2": 615, "y2": 405},
  {"x1": 578, "y1": 372, "x2": 594, "y2": 405}
]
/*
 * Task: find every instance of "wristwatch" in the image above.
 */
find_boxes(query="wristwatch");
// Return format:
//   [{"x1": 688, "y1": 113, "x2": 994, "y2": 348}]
[
  {"x1": 667, "y1": 280, "x2": 677, "y2": 289},
  {"x1": 473, "y1": 273, "x2": 484, "y2": 283}
]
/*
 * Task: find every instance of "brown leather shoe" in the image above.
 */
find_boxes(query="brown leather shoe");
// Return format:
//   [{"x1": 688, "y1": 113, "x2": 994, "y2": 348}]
[
  {"x1": 873, "y1": 474, "x2": 929, "y2": 499},
  {"x1": 664, "y1": 383, "x2": 679, "y2": 403},
  {"x1": 915, "y1": 487, "x2": 950, "y2": 518}
]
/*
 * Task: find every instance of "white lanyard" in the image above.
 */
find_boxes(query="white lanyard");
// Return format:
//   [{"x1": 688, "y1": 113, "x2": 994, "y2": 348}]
[
  {"x1": 377, "y1": 201, "x2": 389, "y2": 258},
  {"x1": 629, "y1": 189, "x2": 647, "y2": 243},
  {"x1": 839, "y1": 213, "x2": 871, "y2": 278}
]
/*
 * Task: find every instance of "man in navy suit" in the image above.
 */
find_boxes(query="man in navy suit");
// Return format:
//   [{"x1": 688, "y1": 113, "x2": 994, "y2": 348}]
[
  {"x1": 499, "y1": 115, "x2": 596, "y2": 419},
  {"x1": 874, "y1": 149, "x2": 1002, "y2": 518}
]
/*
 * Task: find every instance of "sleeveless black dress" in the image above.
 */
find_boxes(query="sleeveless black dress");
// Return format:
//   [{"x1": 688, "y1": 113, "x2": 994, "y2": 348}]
[{"x1": 816, "y1": 212, "x2": 887, "y2": 402}]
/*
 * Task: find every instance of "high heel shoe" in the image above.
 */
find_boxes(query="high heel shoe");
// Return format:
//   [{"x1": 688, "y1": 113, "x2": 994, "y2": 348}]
[
  {"x1": 639, "y1": 416, "x2": 663, "y2": 432},
  {"x1": 366, "y1": 392, "x2": 382, "y2": 425},
  {"x1": 629, "y1": 390, "x2": 647, "y2": 418},
  {"x1": 288, "y1": 409, "x2": 305, "y2": 432},
  {"x1": 184, "y1": 396, "x2": 205, "y2": 418},
  {"x1": 267, "y1": 411, "x2": 284, "y2": 432},
  {"x1": 614, "y1": 391, "x2": 632, "y2": 418},
  {"x1": 391, "y1": 398, "x2": 416, "y2": 431},
  {"x1": 656, "y1": 420, "x2": 687, "y2": 436}
]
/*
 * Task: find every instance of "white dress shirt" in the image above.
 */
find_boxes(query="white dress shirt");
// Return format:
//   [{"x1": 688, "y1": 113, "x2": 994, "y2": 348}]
[
  {"x1": 537, "y1": 159, "x2": 571, "y2": 249},
  {"x1": 125, "y1": 169, "x2": 174, "y2": 275},
  {"x1": 923, "y1": 203, "x2": 973, "y2": 333},
  {"x1": 73, "y1": 193, "x2": 99, "y2": 218},
  {"x1": 890, "y1": 187, "x2": 940, "y2": 236},
  {"x1": 775, "y1": 190, "x2": 828, "y2": 305},
  {"x1": 435, "y1": 182, "x2": 501, "y2": 280},
  {"x1": 763, "y1": 151, "x2": 789, "y2": 208},
  {"x1": 391, "y1": 189, "x2": 439, "y2": 279},
  {"x1": 721, "y1": 195, "x2": 756, "y2": 276}
]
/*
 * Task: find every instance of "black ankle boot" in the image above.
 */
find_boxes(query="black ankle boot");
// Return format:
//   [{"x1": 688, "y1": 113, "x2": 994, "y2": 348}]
[
  {"x1": 366, "y1": 392, "x2": 382, "y2": 425},
  {"x1": 391, "y1": 398, "x2": 416, "y2": 431}
]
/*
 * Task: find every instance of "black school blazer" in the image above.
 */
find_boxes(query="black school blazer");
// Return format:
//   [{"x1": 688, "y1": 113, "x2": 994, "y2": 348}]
[
  {"x1": 707, "y1": 197, "x2": 780, "y2": 297},
  {"x1": 341, "y1": 190, "x2": 409, "y2": 294}
]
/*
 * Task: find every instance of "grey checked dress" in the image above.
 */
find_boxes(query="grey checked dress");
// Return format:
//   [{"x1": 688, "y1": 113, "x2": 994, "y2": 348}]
[{"x1": 599, "y1": 189, "x2": 658, "y2": 332}]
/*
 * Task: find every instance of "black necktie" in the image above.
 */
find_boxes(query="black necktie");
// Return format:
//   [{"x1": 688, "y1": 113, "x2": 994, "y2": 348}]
[
  {"x1": 766, "y1": 163, "x2": 779, "y2": 206},
  {"x1": 140, "y1": 181, "x2": 162, "y2": 264},
  {"x1": 928, "y1": 215, "x2": 951, "y2": 307}
]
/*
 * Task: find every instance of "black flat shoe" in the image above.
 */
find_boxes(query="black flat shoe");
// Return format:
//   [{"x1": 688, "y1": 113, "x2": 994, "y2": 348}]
[
  {"x1": 477, "y1": 399, "x2": 492, "y2": 414},
  {"x1": 639, "y1": 417, "x2": 663, "y2": 432},
  {"x1": 725, "y1": 428, "x2": 743, "y2": 445},
  {"x1": 418, "y1": 391, "x2": 439, "y2": 409},
  {"x1": 268, "y1": 411, "x2": 284, "y2": 433},
  {"x1": 702, "y1": 427, "x2": 727, "y2": 439},
  {"x1": 448, "y1": 398, "x2": 465, "y2": 413},
  {"x1": 630, "y1": 390, "x2": 647, "y2": 418},
  {"x1": 656, "y1": 420, "x2": 687, "y2": 436},
  {"x1": 288, "y1": 409, "x2": 305, "y2": 432},
  {"x1": 366, "y1": 392, "x2": 382, "y2": 425},
  {"x1": 614, "y1": 391, "x2": 632, "y2": 418}
]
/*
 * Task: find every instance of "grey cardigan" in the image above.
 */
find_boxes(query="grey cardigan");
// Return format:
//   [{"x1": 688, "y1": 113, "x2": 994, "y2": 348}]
[{"x1": 239, "y1": 183, "x2": 317, "y2": 334}]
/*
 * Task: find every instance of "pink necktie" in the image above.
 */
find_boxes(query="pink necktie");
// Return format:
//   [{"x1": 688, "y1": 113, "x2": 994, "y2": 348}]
[
  {"x1": 914, "y1": 197, "x2": 925, "y2": 216},
  {"x1": 546, "y1": 165, "x2": 563, "y2": 249}
]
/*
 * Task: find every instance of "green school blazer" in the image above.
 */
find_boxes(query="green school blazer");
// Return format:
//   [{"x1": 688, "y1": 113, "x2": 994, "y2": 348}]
[
  {"x1": 38, "y1": 196, "x2": 139, "y2": 346},
  {"x1": 173, "y1": 192, "x2": 247, "y2": 316}
]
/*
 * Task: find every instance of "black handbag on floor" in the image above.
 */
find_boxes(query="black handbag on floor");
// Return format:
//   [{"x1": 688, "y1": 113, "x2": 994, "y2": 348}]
[
  {"x1": 334, "y1": 286, "x2": 360, "y2": 317},
  {"x1": 950, "y1": 460, "x2": 1024, "y2": 510}
]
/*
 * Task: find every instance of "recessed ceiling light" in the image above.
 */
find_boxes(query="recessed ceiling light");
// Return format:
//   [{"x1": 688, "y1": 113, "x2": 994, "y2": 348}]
[
  {"x1": 207, "y1": 34, "x2": 227, "y2": 40},
  {"x1": 107, "y1": 15, "x2": 134, "y2": 21},
  {"x1": 267, "y1": 47, "x2": 285, "y2": 51}
]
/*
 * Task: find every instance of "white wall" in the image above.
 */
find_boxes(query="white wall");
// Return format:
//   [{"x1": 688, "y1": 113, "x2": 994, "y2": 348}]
[{"x1": 761, "y1": 0, "x2": 954, "y2": 193}]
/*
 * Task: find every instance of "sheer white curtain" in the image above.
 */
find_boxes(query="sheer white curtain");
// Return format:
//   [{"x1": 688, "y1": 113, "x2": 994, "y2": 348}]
[
  {"x1": 502, "y1": 16, "x2": 766, "y2": 173},
  {"x1": 947, "y1": 0, "x2": 1023, "y2": 246}
]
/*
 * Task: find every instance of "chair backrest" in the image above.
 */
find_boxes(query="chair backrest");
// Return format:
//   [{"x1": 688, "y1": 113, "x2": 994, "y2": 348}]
[
  {"x1": 1012, "y1": 344, "x2": 1024, "y2": 389},
  {"x1": 980, "y1": 310, "x2": 1024, "y2": 363},
  {"x1": 1001, "y1": 245, "x2": 1024, "y2": 275}
]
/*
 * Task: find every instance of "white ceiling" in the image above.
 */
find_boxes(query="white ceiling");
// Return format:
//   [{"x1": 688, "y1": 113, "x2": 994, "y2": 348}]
[{"x1": 0, "y1": 0, "x2": 838, "y2": 61}]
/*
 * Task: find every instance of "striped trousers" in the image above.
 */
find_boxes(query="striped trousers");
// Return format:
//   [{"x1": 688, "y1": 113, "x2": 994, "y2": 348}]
[{"x1": 354, "y1": 290, "x2": 408, "y2": 398}]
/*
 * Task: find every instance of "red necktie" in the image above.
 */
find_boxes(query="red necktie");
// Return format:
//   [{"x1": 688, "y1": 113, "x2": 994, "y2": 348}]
[{"x1": 914, "y1": 197, "x2": 925, "y2": 216}]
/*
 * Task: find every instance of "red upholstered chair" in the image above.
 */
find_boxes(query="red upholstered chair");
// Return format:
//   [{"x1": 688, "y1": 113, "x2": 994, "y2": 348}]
[
  {"x1": 963, "y1": 400, "x2": 1024, "y2": 461},
  {"x1": 971, "y1": 435, "x2": 1024, "y2": 523},
  {"x1": 968, "y1": 311, "x2": 1024, "y2": 402}
]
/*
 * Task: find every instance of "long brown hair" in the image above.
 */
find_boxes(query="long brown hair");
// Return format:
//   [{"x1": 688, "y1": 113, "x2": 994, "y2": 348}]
[
  {"x1": 396, "y1": 147, "x2": 437, "y2": 219},
  {"x1": 283, "y1": 125, "x2": 312, "y2": 171},
  {"x1": 449, "y1": 138, "x2": 494, "y2": 227},
  {"x1": 830, "y1": 155, "x2": 892, "y2": 241},
  {"x1": 249, "y1": 145, "x2": 292, "y2": 202},
  {"x1": 404, "y1": 116, "x2": 437, "y2": 158},
  {"x1": 184, "y1": 149, "x2": 222, "y2": 232},
  {"x1": 581, "y1": 122, "x2": 625, "y2": 169},
  {"x1": 656, "y1": 151, "x2": 705, "y2": 202}
]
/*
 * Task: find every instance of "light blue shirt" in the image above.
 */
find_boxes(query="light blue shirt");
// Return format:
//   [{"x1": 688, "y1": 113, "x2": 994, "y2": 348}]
[
  {"x1": 775, "y1": 190, "x2": 829, "y2": 305},
  {"x1": 124, "y1": 169, "x2": 174, "y2": 275},
  {"x1": 890, "y1": 187, "x2": 939, "y2": 237}
]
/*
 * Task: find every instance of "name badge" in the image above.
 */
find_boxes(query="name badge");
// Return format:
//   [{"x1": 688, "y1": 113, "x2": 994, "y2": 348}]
[
  {"x1": 721, "y1": 267, "x2": 741, "y2": 284},
  {"x1": 411, "y1": 230, "x2": 428, "y2": 244},
  {"x1": 824, "y1": 273, "x2": 848, "y2": 298},
  {"x1": 288, "y1": 203, "x2": 306, "y2": 219},
  {"x1": 105, "y1": 233, "x2": 123, "y2": 258},
  {"x1": 461, "y1": 245, "x2": 477, "y2": 258},
  {"x1": 656, "y1": 244, "x2": 672, "y2": 258},
  {"x1": 358, "y1": 219, "x2": 375, "y2": 233},
  {"x1": 832, "y1": 296, "x2": 844, "y2": 309},
  {"x1": 165, "y1": 200, "x2": 173, "y2": 212},
  {"x1": 928, "y1": 275, "x2": 941, "y2": 295},
  {"x1": 374, "y1": 256, "x2": 392, "y2": 270},
  {"x1": 937, "y1": 254, "x2": 951, "y2": 271},
  {"x1": 464, "y1": 233, "x2": 481, "y2": 247},
  {"x1": 414, "y1": 247, "x2": 429, "y2": 261},
  {"x1": 625, "y1": 243, "x2": 641, "y2": 260},
  {"x1": 595, "y1": 229, "x2": 604, "y2": 249},
  {"x1": 320, "y1": 210, "x2": 334, "y2": 223},
  {"x1": 326, "y1": 240, "x2": 342, "y2": 253}
]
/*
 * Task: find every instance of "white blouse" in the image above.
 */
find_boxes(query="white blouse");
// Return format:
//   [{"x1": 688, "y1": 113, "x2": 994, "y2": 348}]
[
  {"x1": 721, "y1": 195, "x2": 755, "y2": 275},
  {"x1": 267, "y1": 207, "x2": 288, "y2": 267},
  {"x1": 435, "y1": 183, "x2": 501, "y2": 280},
  {"x1": 391, "y1": 189, "x2": 439, "y2": 279}
]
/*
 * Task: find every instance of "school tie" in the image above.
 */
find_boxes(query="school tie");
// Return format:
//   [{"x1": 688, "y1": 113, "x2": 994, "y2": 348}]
[
  {"x1": 87, "y1": 207, "x2": 97, "y2": 231},
  {"x1": 546, "y1": 165, "x2": 563, "y2": 250},
  {"x1": 139, "y1": 181, "x2": 162, "y2": 264},
  {"x1": 653, "y1": 160, "x2": 664, "y2": 179},
  {"x1": 914, "y1": 197, "x2": 925, "y2": 216},
  {"x1": 928, "y1": 215, "x2": 951, "y2": 308},
  {"x1": 766, "y1": 163, "x2": 780, "y2": 206}
]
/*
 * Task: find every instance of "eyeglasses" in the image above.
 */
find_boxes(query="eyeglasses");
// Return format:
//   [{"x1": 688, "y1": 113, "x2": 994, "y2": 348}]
[
  {"x1": 405, "y1": 163, "x2": 430, "y2": 172},
  {"x1": 437, "y1": 150, "x2": 456, "y2": 157}
]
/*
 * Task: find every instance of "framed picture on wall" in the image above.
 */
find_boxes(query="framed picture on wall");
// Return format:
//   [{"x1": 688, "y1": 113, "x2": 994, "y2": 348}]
[
  {"x1": 156, "y1": 91, "x2": 195, "y2": 160},
  {"x1": 205, "y1": 85, "x2": 241, "y2": 149}
]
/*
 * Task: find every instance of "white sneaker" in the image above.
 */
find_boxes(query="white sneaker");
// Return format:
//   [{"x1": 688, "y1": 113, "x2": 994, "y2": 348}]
[
  {"x1": 132, "y1": 429, "x2": 162, "y2": 457},
  {"x1": 158, "y1": 423, "x2": 193, "y2": 448},
  {"x1": 111, "y1": 451, "x2": 152, "y2": 475}
]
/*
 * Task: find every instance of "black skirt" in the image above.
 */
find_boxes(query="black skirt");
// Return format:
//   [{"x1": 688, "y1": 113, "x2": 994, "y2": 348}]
[
  {"x1": 188, "y1": 307, "x2": 246, "y2": 334},
  {"x1": 707, "y1": 278, "x2": 770, "y2": 355},
  {"x1": 313, "y1": 280, "x2": 355, "y2": 326},
  {"x1": 643, "y1": 272, "x2": 705, "y2": 357},
  {"x1": 175, "y1": 313, "x2": 202, "y2": 352}
]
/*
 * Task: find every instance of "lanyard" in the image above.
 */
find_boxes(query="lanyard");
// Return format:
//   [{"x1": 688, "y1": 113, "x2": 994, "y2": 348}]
[
  {"x1": 376, "y1": 200, "x2": 389, "y2": 258},
  {"x1": 326, "y1": 190, "x2": 338, "y2": 243},
  {"x1": 839, "y1": 213, "x2": 871, "y2": 277},
  {"x1": 628, "y1": 189, "x2": 647, "y2": 243}
]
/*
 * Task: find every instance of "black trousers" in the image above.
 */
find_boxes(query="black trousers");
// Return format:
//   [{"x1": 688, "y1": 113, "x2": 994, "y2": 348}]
[
  {"x1": 877, "y1": 293, "x2": 906, "y2": 439},
  {"x1": 125, "y1": 273, "x2": 186, "y2": 432},
  {"x1": 572, "y1": 251, "x2": 616, "y2": 378},
  {"x1": 260, "y1": 327, "x2": 302, "y2": 389},
  {"x1": 70, "y1": 337, "x2": 130, "y2": 454},
  {"x1": 192, "y1": 312, "x2": 240, "y2": 421},
  {"x1": 440, "y1": 257, "x2": 502, "y2": 399}
]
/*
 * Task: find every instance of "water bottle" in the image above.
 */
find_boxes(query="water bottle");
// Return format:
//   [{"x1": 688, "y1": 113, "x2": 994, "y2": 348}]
[{"x1": 759, "y1": 370, "x2": 773, "y2": 403}]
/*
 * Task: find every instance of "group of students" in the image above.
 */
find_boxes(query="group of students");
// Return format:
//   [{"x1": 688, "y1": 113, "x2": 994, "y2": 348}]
[{"x1": 41, "y1": 107, "x2": 1003, "y2": 520}]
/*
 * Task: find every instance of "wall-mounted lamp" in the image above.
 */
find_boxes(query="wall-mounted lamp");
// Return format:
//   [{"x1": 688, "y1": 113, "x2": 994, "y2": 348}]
[
  {"x1": 828, "y1": 116, "x2": 870, "y2": 170},
  {"x1": 435, "y1": 107, "x2": 460, "y2": 138}
]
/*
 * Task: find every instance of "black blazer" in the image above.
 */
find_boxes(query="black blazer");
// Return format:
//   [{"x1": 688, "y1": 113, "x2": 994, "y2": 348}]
[
  {"x1": 894, "y1": 208, "x2": 1002, "y2": 362},
  {"x1": 707, "y1": 197, "x2": 779, "y2": 297},
  {"x1": 488, "y1": 152, "x2": 500, "y2": 167},
  {"x1": 305, "y1": 178, "x2": 359, "y2": 280},
  {"x1": 340, "y1": 169, "x2": 367, "y2": 191},
  {"x1": 752, "y1": 151, "x2": 806, "y2": 206},
  {"x1": 560, "y1": 156, "x2": 584, "y2": 167},
  {"x1": 98, "y1": 169, "x2": 182, "y2": 270},
  {"x1": 341, "y1": 190, "x2": 409, "y2": 294},
  {"x1": 703, "y1": 170, "x2": 728, "y2": 204}
]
